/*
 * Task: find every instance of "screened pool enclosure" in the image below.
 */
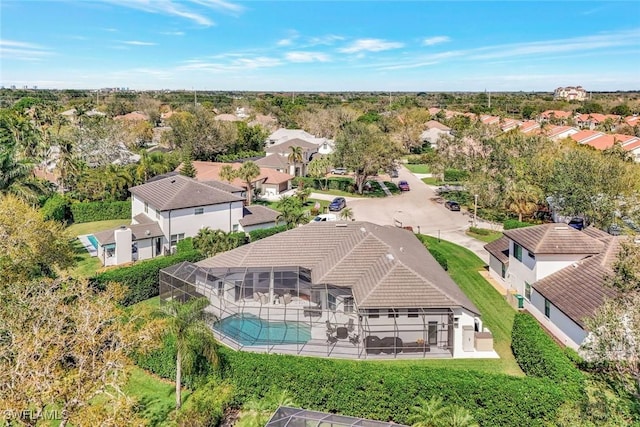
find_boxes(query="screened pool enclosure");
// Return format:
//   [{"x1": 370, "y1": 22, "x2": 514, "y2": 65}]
[
  {"x1": 160, "y1": 261, "x2": 458, "y2": 359},
  {"x1": 266, "y1": 406, "x2": 408, "y2": 427}
]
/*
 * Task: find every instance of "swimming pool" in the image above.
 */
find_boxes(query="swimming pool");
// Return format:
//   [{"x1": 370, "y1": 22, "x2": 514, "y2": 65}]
[
  {"x1": 87, "y1": 234, "x2": 99, "y2": 250},
  {"x1": 214, "y1": 313, "x2": 311, "y2": 346}
]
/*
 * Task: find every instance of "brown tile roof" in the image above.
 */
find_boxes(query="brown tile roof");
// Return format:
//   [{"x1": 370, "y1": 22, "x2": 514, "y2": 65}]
[
  {"x1": 484, "y1": 236, "x2": 510, "y2": 264},
  {"x1": 94, "y1": 223, "x2": 164, "y2": 246},
  {"x1": 254, "y1": 155, "x2": 291, "y2": 170},
  {"x1": 196, "y1": 222, "x2": 480, "y2": 313},
  {"x1": 201, "y1": 180, "x2": 244, "y2": 193},
  {"x1": 129, "y1": 175, "x2": 243, "y2": 211},
  {"x1": 238, "y1": 205, "x2": 279, "y2": 226},
  {"x1": 532, "y1": 237, "x2": 624, "y2": 328},
  {"x1": 503, "y1": 223, "x2": 604, "y2": 255},
  {"x1": 424, "y1": 120, "x2": 451, "y2": 131},
  {"x1": 265, "y1": 138, "x2": 319, "y2": 153},
  {"x1": 190, "y1": 161, "x2": 293, "y2": 186},
  {"x1": 133, "y1": 212, "x2": 154, "y2": 224},
  {"x1": 114, "y1": 111, "x2": 149, "y2": 121}
]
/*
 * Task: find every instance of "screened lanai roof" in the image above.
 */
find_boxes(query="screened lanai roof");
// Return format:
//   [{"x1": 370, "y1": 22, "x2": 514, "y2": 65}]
[
  {"x1": 192, "y1": 222, "x2": 479, "y2": 313},
  {"x1": 266, "y1": 406, "x2": 408, "y2": 427}
]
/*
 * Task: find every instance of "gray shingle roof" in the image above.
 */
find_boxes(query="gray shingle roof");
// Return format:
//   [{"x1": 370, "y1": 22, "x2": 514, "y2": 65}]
[
  {"x1": 484, "y1": 236, "x2": 510, "y2": 264},
  {"x1": 254, "y1": 155, "x2": 291, "y2": 169},
  {"x1": 532, "y1": 237, "x2": 624, "y2": 328},
  {"x1": 129, "y1": 175, "x2": 244, "y2": 211},
  {"x1": 93, "y1": 223, "x2": 164, "y2": 246},
  {"x1": 201, "y1": 180, "x2": 244, "y2": 193},
  {"x1": 503, "y1": 223, "x2": 604, "y2": 255},
  {"x1": 196, "y1": 222, "x2": 479, "y2": 313},
  {"x1": 265, "y1": 138, "x2": 319, "y2": 153},
  {"x1": 239, "y1": 205, "x2": 279, "y2": 226}
]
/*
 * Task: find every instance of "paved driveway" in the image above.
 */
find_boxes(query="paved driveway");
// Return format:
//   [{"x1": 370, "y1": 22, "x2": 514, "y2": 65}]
[{"x1": 335, "y1": 166, "x2": 498, "y2": 262}]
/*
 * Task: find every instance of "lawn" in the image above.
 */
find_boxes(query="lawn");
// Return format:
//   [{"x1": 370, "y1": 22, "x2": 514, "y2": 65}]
[
  {"x1": 66, "y1": 218, "x2": 130, "y2": 236},
  {"x1": 418, "y1": 235, "x2": 522, "y2": 376},
  {"x1": 421, "y1": 177, "x2": 442, "y2": 186},
  {"x1": 466, "y1": 229, "x2": 503, "y2": 243},
  {"x1": 404, "y1": 164, "x2": 431, "y2": 174}
]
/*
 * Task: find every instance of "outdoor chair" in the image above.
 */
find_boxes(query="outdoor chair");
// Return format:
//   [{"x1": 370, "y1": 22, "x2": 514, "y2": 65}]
[
  {"x1": 345, "y1": 318, "x2": 355, "y2": 332},
  {"x1": 326, "y1": 320, "x2": 336, "y2": 334},
  {"x1": 282, "y1": 293, "x2": 292, "y2": 305}
]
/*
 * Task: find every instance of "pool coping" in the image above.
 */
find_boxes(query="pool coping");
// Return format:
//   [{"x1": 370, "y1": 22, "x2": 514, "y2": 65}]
[{"x1": 78, "y1": 234, "x2": 98, "y2": 257}]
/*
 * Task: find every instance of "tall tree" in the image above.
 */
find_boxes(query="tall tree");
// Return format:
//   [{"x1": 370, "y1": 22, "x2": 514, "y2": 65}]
[
  {"x1": 0, "y1": 144, "x2": 46, "y2": 204},
  {"x1": 236, "y1": 161, "x2": 261, "y2": 205},
  {"x1": 505, "y1": 180, "x2": 543, "y2": 222},
  {"x1": 307, "y1": 156, "x2": 331, "y2": 190},
  {"x1": 180, "y1": 148, "x2": 197, "y2": 178},
  {"x1": 136, "y1": 150, "x2": 171, "y2": 183},
  {"x1": 287, "y1": 145, "x2": 304, "y2": 177},
  {"x1": 276, "y1": 195, "x2": 309, "y2": 228},
  {"x1": 55, "y1": 137, "x2": 82, "y2": 194},
  {"x1": 193, "y1": 227, "x2": 245, "y2": 257},
  {"x1": 159, "y1": 297, "x2": 219, "y2": 410},
  {"x1": 103, "y1": 164, "x2": 133, "y2": 200},
  {"x1": 236, "y1": 390, "x2": 296, "y2": 427},
  {"x1": 219, "y1": 164, "x2": 236, "y2": 183}
]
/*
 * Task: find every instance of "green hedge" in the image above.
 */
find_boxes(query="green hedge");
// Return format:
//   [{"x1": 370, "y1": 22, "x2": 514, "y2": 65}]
[
  {"x1": 42, "y1": 194, "x2": 70, "y2": 223},
  {"x1": 221, "y1": 349, "x2": 565, "y2": 426},
  {"x1": 176, "y1": 379, "x2": 234, "y2": 427},
  {"x1": 70, "y1": 200, "x2": 131, "y2": 223},
  {"x1": 416, "y1": 234, "x2": 448, "y2": 270},
  {"x1": 444, "y1": 168, "x2": 469, "y2": 182},
  {"x1": 296, "y1": 177, "x2": 354, "y2": 192},
  {"x1": 511, "y1": 312, "x2": 585, "y2": 400},
  {"x1": 503, "y1": 219, "x2": 534, "y2": 230},
  {"x1": 248, "y1": 224, "x2": 289, "y2": 241},
  {"x1": 91, "y1": 246, "x2": 204, "y2": 306},
  {"x1": 468, "y1": 226, "x2": 492, "y2": 236}
]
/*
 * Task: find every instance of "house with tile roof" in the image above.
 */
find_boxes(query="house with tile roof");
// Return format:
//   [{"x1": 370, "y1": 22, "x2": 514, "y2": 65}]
[
  {"x1": 484, "y1": 224, "x2": 623, "y2": 349},
  {"x1": 544, "y1": 125, "x2": 579, "y2": 141},
  {"x1": 419, "y1": 120, "x2": 452, "y2": 148},
  {"x1": 538, "y1": 110, "x2": 574, "y2": 124},
  {"x1": 266, "y1": 128, "x2": 335, "y2": 155},
  {"x1": 518, "y1": 120, "x2": 541, "y2": 134},
  {"x1": 160, "y1": 222, "x2": 497, "y2": 359},
  {"x1": 92, "y1": 175, "x2": 279, "y2": 266},
  {"x1": 261, "y1": 138, "x2": 320, "y2": 176},
  {"x1": 570, "y1": 131, "x2": 640, "y2": 161}
]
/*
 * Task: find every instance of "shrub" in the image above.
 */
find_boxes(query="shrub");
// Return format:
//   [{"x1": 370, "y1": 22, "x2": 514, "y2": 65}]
[
  {"x1": 176, "y1": 378, "x2": 234, "y2": 427},
  {"x1": 511, "y1": 312, "x2": 585, "y2": 400},
  {"x1": 41, "y1": 194, "x2": 70, "y2": 223},
  {"x1": 444, "y1": 168, "x2": 469, "y2": 182},
  {"x1": 221, "y1": 349, "x2": 566, "y2": 426},
  {"x1": 429, "y1": 248, "x2": 448, "y2": 270},
  {"x1": 70, "y1": 200, "x2": 131, "y2": 223},
  {"x1": 468, "y1": 226, "x2": 491, "y2": 236},
  {"x1": 503, "y1": 219, "x2": 534, "y2": 230},
  {"x1": 91, "y1": 248, "x2": 204, "y2": 306},
  {"x1": 248, "y1": 225, "x2": 289, "y2": 242}
]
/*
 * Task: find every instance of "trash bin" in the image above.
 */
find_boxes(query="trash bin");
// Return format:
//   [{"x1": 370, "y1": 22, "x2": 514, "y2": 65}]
[{"x1": 515, "y1": 294, "x2": 524, "y2": 309}]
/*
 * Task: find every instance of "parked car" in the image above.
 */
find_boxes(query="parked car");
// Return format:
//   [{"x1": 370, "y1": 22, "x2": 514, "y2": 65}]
[
  {"x1": 398, "y1": 180, "x2": 410, "y2": 191},
  {"x1": 331, "y1": 167, "x2": 347, "y2": 175},
  {"x1": 312, "y1": 213, "x2": 338, "y2": 222},
  {"x1": 389, "y1": 169, "x2": 399, "y2": 178},
  {"x1": 328, "y1": 197, "x2": 347, "y2": 211},
  {"x1": 567, "y1": 217, "x2": 585, "y2": 231},
  {"x1": 444, "y1": 200, "x2": 461, "y2": 211}
]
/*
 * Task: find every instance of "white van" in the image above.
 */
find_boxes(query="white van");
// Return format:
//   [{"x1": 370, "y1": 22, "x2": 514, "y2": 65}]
[{"x1": 312, "y1": 213, "x2": 338, "y2": 222}]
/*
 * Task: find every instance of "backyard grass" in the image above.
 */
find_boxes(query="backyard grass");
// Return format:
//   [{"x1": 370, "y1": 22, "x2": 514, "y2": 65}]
[
  {"x1": 404, "y1": 164, "x2": 431, "y2": 174},
  {"x1": 68, "y1": 239, "x2": 102, "y2": 278},
  {"x1": 66, "y1": 219, "x2": 130, "y2": 236},
  {"x1": 466, "y1": 229, "x2": 504, "y2": 243},
  {"x1": 418, "y1": 235, "x2": 522, "y2": 376},
  {"x1": 421, "y1": 177, "x2": 442, "y2": 186}
]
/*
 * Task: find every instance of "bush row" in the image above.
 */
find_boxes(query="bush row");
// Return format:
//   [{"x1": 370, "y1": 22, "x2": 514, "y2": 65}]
[
  {"x1": 248, "y1": 224, "x2": 289, "y2": 241},
  {"x1": 503, "y1": 219, "x2": 534, "y2": 230},
  {"x1": 70, "y1": 200, "x2": 131, "y2": 223},
  {"x1": 91, "y1": 241, "x2": 205, "y2": 306},
  {"x1": 468, "y1": 226, "x2": 492, "y2": 236},
  {"x1": 416, "y1": 234, "x2": 448, "y2": 270},
  {"x1": 443, "y1": 168, "x2": 469, "y2": 182},
  {"x1": 221, "y1": 349, "x2": 566, "y2": 426},
  {"x1": 176, "y1": 378, "x2": 234, "y2": 427},
  {"x1": 296, "y1": 176, "x2": 354, "y2": 192},
  {"x1": 511, "y1": 312, "x2": 585, "y2": 400}
]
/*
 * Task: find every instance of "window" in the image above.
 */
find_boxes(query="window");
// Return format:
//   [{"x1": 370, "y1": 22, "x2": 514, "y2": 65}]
[
  {"x1": 528, "y1": 251, "x2": 535, "y2": 260},
  {"x1": 217, "y1": 281, "x2": 224, "y2": 297},
  {"x1": 144, "y1": 202, "x2": 149, "y2": 213},
  {"x1": 327, "y1": 293, "x2": 336, "y2": 311},
  {"x1": 514, "y1": 243, "x2": 523, "y2": 261},
  {"x1": 454, "y1": 317, "x2": 460, "y2": 328},
  {"x1": 232, "y1": 224, "x2": 239, "y2": 232},
  {"x1": 525, "y1": 282, "x2": 531, "y2": 301},
  {"x1": 501, "y1": 263, "x2": 507, "y2": 279},
  {"x1": 170, "y1": 233, "x2": 185, "y2": 246},
  {"x1": 388, "y1": 309, "x2": 399, "y2": 318},
  {"x1": 194, "y1": 207, "x2": 204, "y2": 215},
  {"x1": 544, "y1": 299, "x2": 551, "y2": 318},
  {"x1": 368, "y1": 309, "x2": 379, "y2": 319},
  {"x1": 408, "y1": 308, "x2": 420, "y2": 318},
  {"x1": 343, "y1": 297, "x2": 354, "y2": 314}
]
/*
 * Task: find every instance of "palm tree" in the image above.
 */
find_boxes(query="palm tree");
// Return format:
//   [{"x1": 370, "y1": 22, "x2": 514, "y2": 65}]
[
  {"x1": 295, "y1": 185, "x2": 311, "y2": 205},
  {"x1": 159, "y1": 297, "x2": 218, "y2": 410},
  {"x1": 237, "y1": 390, "x2": 296, "y2": 427},
  {"x1": 219, "y1": 164, "x2": 236, "y2": 183},
  {"x1": 0, "y1": 145, "x2": 45, "y2": 204},
  {"x1": 408, "y1": 396, "x2": 448, "y2": 427},
  {"x1": 287, "y1": 145, "x2": 304, "y2": 177},
  {"x1": 447, "y1": 406, "x2": 479, "y2": 427},
  {"x1": 276, "y1": 195, "x2": 309, "y2": 228},
  {"x1": 505, "y1": 180, "x2": 542, "y2": 222},
  {"x1": 194, "y1": 227, "x2": 244, "y2": 257},
  {"x1": 236, "y1": 161, "x2": 261, "y2": 205},
  {"x1": 307, "y1": 156, "x2": 330, "y2": 190},
  {"x1": 136, "y1": 150, "x2": 171, "y2": 183},
  {"x1": 103, "y1": 164, "x2": 133, "y2": 200},
  {"x1": 339, "y1": 207, "x2": 354, "y2": 221},
  {"x1": 55, "y1": 138, "x2": 82, "y2": 194}
]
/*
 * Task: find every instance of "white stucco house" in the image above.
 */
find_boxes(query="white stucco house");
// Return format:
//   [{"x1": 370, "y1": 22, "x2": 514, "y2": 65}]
[
  {"x1": 93, "y1": 175, "x2": 279, "y2": 266},
  {"x1": 160, "y1": 222, "x2": 497, "y2": 359},
  {"x1": 257, "y1": 138, "x2": 319, "y2": 177},
  {"x1": 419, "y1": 120, "x2": 452, "y2": 149},
  {"x1": 266, "y1": 128, "x2": 335, "y2": 155},
  {"x1": 485, "y1": 224, "x2": 622, "y2": 349}
]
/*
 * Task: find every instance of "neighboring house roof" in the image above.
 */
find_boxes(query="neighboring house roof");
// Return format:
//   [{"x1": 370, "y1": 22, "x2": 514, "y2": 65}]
[
  {"x1": 503, "y1": 223, "x2": 604, "y2": 255},
  {"x1": 201, "y1": 180, "x2": 245, "y2": 193},
  {"x1": 532, "y1": 236, "x2": 623, "y2": 328},
  {"x1": 480, "y1": 115, "x2": 500, "y2": 125},
  {"x1": 129, "y1": 175, "x2": 244, "y2": 211},
  {"x1": 540, "y1": 110, "x2": 573, "y2": 120},
  {"x1": 484, "y1": 236, "x2": 510, "y2": 264},
  {"x1": 265, "y1": 138, "x2": 319, "y2": 153},
  {"x1": 196, "y1": 222, "x2": 480, "y2": 313},
  {"x1": 545, "y1": 125, "x2": 578, "y2": 139},
  {"x1": 189, "y1": 161, "x2": 293, "y2": 186},
  {"x1": 94, "y1": 223, "x2": 164, "y2": 246},
  {"x1": 114, "y1": 111, "x2": 149, "y2": 121},
  {"x1": 571, "y1": 130, "x2": 602, "y2": 144},
  {"x1": 424, "y1": 120, "x2": 451, "y2": 131},
  {"x1": 238, "y1": 205, "x2": 279, "y2": 226},
  {"x1": 133, "y1": 212, "x2": 154, "y2": 224},
  {"x1": 519, "y1": 120, "x2": 540, "y2": 133},
  {"x1": 255, "y1": 154, "x2": 291, "y2": 170},
  {"x1": 214, "y1": 113, "x2": 240, "y2": 122},
  {"x1": 624, "y1": 116, "x2": 639, "y2": 127},
  {"x1": 584, "y1": 133, "x2": 639, "y2": 151}
]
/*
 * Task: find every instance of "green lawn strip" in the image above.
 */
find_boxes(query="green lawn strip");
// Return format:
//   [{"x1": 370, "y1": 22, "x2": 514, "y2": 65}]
[
  {"x1": 419, "y1": 236, "x2": 522, "y2": 376},
  {"x1": 465, "y1": 230, "x2": 503, "y2": 243},
  {"x1": 309, "y1": 188, "x2": 365, "y2": 198},
  {"x1": 68, "y1": 239, "x2": 103, "y2": 278},
  {"x1": 404, "y1": 164, "x2": 431, "y2": 174},
  {"x1": 421, "y1": 177, "x2": 441, "y2": 186},
  {"x1": 66, "y1": 219, "x2": 130, "y2": 236},
  {"x1": 384, "y1": 357, "x2": 518, "y2": 375}
]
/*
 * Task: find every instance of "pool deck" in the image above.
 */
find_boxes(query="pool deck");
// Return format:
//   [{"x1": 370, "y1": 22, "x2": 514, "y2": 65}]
[{"x1": 78, "y1": 234, "x2": 97, "y2": 257}]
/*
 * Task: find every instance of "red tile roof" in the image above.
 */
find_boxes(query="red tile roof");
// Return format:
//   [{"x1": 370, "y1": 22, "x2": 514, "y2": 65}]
[
  {"x1": 570, "y1": 130, "x2": 602, "y2": 144},
  {"x1": 190, "y1": 161, "x2": 294, "y2": 186}
]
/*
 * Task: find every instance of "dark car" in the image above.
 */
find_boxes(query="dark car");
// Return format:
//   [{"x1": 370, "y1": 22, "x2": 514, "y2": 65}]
[
  {"x1": 444, "y1": 200, "x2": 461, "y2": 211},
  {"x1": 567, "y1": 217, "x2": 585, "y2": 231},
  {"x1": 398, "y1": 180, "x2": 410, "y2": 191},
  {"x1": 328, "y1": 197, "x2": 347, "y2": 211}
]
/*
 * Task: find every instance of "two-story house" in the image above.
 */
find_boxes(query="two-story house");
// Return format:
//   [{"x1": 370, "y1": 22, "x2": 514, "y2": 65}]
[
  {"x1": 485, "y1": 224, "x2": 622, "y2": 349},
  {"x1": 419, "y1": 120, "x2": 452, "y2": 148},
  {"x1": 93, "y1": 175, "x2": 279, "y2": 266},
  {"x1": 257, "y1": 138, "x2": 319, "y2": 177},
  {"x1": 265, "y1": 128, "x2": 335, "y2": 155}
]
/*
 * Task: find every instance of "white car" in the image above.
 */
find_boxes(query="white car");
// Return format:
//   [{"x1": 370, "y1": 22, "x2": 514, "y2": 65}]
[
  {"x1": 331, "y1": 167, "x2": 347, "y2": 175},
  {"x1": 312, "y1": 214, "x2": 338, "y2": 222}
]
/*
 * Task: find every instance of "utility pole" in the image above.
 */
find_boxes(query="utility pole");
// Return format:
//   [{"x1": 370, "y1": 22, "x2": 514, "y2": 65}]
[
  {"x1": 194, "y1": 87, "x2": 197, "y2": 106},
  {"x1": 474, "y1": 194, "x2": 478, "y2": 228}
]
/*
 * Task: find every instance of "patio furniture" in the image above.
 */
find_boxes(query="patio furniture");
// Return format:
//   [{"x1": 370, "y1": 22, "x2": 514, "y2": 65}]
[
  {"x1": 349, "y1": 333, "x2": 360, "y2": 346},
  {"x1": 380, "y1": 336, "x2": 403, "y2": 354},
  {"x1": 326, "y1": 332, "x2": 338, "y2": 344},
  {"x1": 345, "y1": 318, "x2": 355, "y2": 333},
  {"x1": 403, "y1": 341, "x2": 430, "y2": 353},
  {"x1": 282, "y1": 293, "x2": 292, "y2": 305},
  {"x1": 336, "y1": 327, "x2": 348, "y2": 340},
  {"x1": 326, "y1": 320, "x2": 336, "y2": 334},
  {"x1": 364, "y1": 335, "x2": 382, "y2": 355}
]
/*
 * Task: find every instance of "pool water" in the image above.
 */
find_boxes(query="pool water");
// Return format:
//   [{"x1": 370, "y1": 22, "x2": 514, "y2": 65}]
[
  {"x1": 214, "y1": 313, "x2": 311, "y2": 346},
  {"x1": 87, "y1": 235, "x2": 99, "y2": 249}
]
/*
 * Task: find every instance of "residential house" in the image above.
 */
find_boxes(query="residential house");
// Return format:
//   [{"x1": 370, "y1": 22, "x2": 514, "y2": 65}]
[
  {"x1": 544, "y1": 125, "x2": 579, "y2": 141},
  {"x1": 479, "y1": 115, "x2": 500, "y2": 126},
  {"x1": 419, "y1": 120, "x2": 452, "y2": 148},
  {"x1": 554, "y1": 86, "x2": 587, "y2": 101},
  {"x1": 114, "y1": 111, "x2": 149, "y2": 122},
  {"x1": 575, "y1": 113, "x2": 620, "y2": 130},
  {"x1": 500, "y1": 118, "x2": 521, "y2": 132},
  {"x1": 518, "y1": 120, "x2": 541, "y2": 134},
  {"x1": 160, "y1": 222, "x2": 497, "y2": 359},
  {"x1": 538, "y1": 110, "x2": 573, "y2": 124},
  {"x1": 570, "y1": 131, "x2": 640, "y2": 161},
  {"x1": 92, "y1": 175, "x2": 279, "y2": 266},
  {"x1": 623, "y1": 115, "x2": 639, "y2": 128},
  {"x1": 484, "y1": 224, "x2": 622, "y2": 349},
  {"x1": 188, "y1": 161, "x2": 294, "y2": 198},
  {"x1": 259, "y1": 138, "x2": 319, "y2": 177},
  {"x1": 266, "y1": 128, "x2": 335, "y2": 155}
]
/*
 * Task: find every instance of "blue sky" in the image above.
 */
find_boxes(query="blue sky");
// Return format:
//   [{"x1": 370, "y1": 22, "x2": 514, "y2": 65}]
[{"x1": 1, "y1": 1, "x2": 639, "y2": 91}]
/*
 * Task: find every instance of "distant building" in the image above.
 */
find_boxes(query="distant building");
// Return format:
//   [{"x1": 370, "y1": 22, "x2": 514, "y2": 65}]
[{"x1": 554, "y1": 86, "x2": 587, "y2": 101}]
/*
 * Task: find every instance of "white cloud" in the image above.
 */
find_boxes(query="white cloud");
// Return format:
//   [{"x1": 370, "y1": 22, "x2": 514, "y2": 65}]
[
  {"x1": 161, "y1": 31, "x2": 185, "y2": 36},
  {"x1": 123, "y1": 40, "x2": 157, "y2": 46},
  {"x1": 307, "y1": 35, "x2": 344, "y2": 46},
  {"x1": 422, "y1": 36, "x2": 450, "y2": 46},
  {"x1": 0, "y1": 39, "x2": 52, "y2": 61},
  {"x1": 178, "y1": 55, "x2": 282, "y2": 72},
  {"x1": 338, "y1": 38, "x2": 404, "y2": 54},
  {"x1": 285, "y1": 51, "x2": 330, "y2": 63},
  {"x1": 277, "y1": 30, "x2": 299, "y2": 47}
]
